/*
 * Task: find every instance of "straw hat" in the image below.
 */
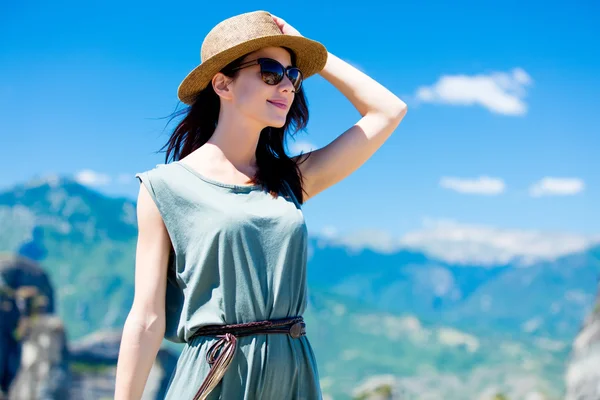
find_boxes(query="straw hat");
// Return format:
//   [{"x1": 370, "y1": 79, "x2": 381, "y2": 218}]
[{"x1": 177, "y1": 10, "x2": 328, "y2": 105}]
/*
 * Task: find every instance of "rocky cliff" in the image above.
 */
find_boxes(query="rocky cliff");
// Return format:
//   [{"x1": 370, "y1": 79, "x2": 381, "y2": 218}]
[
  {"x1": 0, "y1": 254, "x2": 177, "y2": 399},
  {"x1": 565, "y1": 277, "x2": 600, "y2": 400}
]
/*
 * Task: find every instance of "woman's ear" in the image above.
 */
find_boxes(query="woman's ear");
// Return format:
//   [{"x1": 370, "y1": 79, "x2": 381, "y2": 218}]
[{"x1": 212, "y1": 72, "x2": 234, "y2": 100}]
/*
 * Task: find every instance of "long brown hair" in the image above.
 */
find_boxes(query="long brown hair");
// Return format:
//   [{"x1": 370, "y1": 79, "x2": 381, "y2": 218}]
[{"x1": 158, "y1": 47, "x2": 311, "y2": 204}]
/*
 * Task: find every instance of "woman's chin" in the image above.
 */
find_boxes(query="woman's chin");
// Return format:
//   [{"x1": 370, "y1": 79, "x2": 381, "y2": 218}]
[{"x1": 266, "y1": 118, "x2": 287, "y2": 129}]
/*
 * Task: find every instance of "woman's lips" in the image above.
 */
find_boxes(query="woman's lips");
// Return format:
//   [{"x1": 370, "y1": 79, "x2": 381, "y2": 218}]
[{"x1": 267, "y1": 100, "x2": 287, "y2": 110}]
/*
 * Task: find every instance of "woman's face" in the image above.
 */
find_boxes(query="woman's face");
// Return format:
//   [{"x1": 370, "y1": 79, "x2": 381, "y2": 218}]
[{"x1": 227, "y1": 46, "x2": 296, "y2": 129}]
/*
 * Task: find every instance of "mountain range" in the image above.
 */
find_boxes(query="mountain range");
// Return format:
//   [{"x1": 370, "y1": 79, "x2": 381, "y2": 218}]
[{"x1": 1, "y1": 175, "x2": 598, "y2": 399}]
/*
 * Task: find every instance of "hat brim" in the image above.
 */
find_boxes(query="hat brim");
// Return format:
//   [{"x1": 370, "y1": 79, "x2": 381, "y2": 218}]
[{"x1": 177, "y1": 35, "x2": 328, "y2": 105}]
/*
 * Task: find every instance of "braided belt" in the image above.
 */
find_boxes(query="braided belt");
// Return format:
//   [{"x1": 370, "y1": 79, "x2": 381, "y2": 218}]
[{"x1": 188, "y1": 316, "x2": 306, "y2": 400}]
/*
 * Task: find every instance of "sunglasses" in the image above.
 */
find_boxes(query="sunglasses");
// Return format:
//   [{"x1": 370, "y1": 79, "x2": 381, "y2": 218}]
[{"x1": 228, "y1": 58, "x2": 303, "y2": 92}]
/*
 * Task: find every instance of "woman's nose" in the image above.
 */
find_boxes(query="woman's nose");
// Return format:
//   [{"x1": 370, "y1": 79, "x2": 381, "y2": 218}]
[{"x1": 279, "y1": 74, "x2": 295, "y2": 92}]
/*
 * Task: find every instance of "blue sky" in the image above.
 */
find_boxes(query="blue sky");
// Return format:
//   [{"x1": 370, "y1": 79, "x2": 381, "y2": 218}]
[{"x1": 1, "y1": 0, "x2": 599, "y2": 259}]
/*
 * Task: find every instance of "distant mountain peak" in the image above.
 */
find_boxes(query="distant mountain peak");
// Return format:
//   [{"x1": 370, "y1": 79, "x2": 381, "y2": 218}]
[
  {"x1": 23, "y1": 174, "x2": 66, "y2": 189},
  {"x1": 0, "y1": 174, "x2": 76, "y2": 194},
  {"x1": 311, "y1": 219, "x2": 600, "y2": 267}
]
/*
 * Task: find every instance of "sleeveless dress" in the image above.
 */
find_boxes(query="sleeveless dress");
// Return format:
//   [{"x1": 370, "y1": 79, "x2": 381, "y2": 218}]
[{"x1": 134, "y1": 161, "x2": 322, "y2": 400}]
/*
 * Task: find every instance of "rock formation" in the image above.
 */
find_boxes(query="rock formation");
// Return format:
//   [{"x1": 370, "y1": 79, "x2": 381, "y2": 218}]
[
  {"x1": 0, "y1": 254, "x2": 56, "y2": 398},
  {"x1": 0, "y1": 253, "x2": 178, "y2": 399},
  {"x1": 7, "y1": 315, "x2": 70, "y2": 399},
  {"x1": 565, "y1": 277, "x2": 600, "y2": 400}
]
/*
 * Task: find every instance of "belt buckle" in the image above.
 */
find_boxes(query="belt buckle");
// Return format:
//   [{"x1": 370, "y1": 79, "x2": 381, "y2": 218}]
[{"x1": 289, "y1": 322, "x2": 305, "y2": 339}]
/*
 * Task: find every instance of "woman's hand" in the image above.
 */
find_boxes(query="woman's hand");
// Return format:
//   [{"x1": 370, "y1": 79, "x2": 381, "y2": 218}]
[{"x1": 271, "y1": 14, "x2": 303, "y2": 37}]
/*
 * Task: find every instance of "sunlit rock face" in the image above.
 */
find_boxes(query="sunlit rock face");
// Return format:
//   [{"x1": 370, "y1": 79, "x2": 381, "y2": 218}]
[
  {"x1": 565, "y1": 279, "x2": 600, "y2": 400},
  {"x1": 7, "y1": 315, "x2": 70, "y2": 400},
  {"x1": 0, "y1": 254, "x2": 69, "y2": 399}
]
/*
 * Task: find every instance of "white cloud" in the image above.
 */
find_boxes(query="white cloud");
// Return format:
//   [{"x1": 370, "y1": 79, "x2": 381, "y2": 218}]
[
  {"x1": 439, "y1": 176, "x2": 505, "y2": 195},
  {"x1": 529, "y1": 177, "x2": 585, "y2": 197},
  {"x1": 313, "y1": 218, "x2": 600, "y2": 266},
  {"x1": 289, "y1": 140, "x2": 317, "y2": 155},
  {"x1": 415, "y1": 67, "x2": 533, "y2": 115},
  {"x1": 74, "y1": 169, "x2": 111, "y2": 186},
  {"x1": 316, "y1": 227, "x2": 398, "y2": 254},
  {"x1": 400, "y1": 218, "x2": 600, "y2": 265},
  {"x1": 76, "y1": 171, "x2": 145, "y2": 186},
  {"x1": 320, "y1": 225, "x2": 338, "y2": 239}
]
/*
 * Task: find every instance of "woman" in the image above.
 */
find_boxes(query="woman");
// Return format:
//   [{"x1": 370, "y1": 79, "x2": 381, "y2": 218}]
[{"x1": 115, "y1": 10, "x2": 407, "y2": 400}]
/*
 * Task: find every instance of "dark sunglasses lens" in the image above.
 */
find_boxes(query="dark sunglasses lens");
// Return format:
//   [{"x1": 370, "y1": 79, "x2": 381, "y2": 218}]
[
  {"x1": 287, "y1": 68, "x2": 303, "y2": 91},
  {"x1": 260, "y1": 60, "x2": 285, "y2": 85}
]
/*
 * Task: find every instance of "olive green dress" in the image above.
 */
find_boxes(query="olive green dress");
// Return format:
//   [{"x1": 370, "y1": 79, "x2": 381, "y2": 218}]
[{"x1": 135, "y1": 161, "x2": 322, "y2": 399}]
